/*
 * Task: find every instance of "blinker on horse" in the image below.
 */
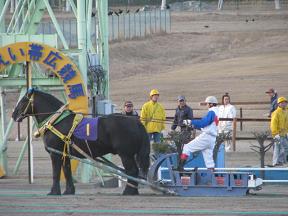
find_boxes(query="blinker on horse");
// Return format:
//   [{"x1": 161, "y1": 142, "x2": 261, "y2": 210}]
[{"x1": 12, "y1": 89, "x2": 150, "y2": 195}]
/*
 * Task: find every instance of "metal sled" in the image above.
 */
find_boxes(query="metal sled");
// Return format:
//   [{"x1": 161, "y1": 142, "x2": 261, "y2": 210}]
[{"x1": 147, "y1": 153, "x2": 263, "y2": 197}]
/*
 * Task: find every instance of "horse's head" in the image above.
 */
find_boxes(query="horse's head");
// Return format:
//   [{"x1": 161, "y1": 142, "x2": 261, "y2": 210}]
[
  {"x1": 12, "y1": 88, "x2": 35, "y2": 122},
  {"x1": 12, "y1": 88, "x2": 65, "y2": 123}
]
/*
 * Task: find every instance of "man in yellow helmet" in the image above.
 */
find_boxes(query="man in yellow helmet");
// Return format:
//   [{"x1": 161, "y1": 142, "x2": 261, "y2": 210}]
[
  {"x1": 270, "y1": 96, "x2": 288, "y2": 166},
  {"x1": 140, "y1": 89, "x2": 166, "y2": 143}
]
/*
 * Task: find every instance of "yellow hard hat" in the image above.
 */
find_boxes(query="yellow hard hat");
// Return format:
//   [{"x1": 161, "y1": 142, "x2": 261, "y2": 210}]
[
  {"x1": 150, "y1": 89, "x2": 159, "y2": 97},
  {"x1": 277, "y1": 97, "x2": 287, "y2": 104}
]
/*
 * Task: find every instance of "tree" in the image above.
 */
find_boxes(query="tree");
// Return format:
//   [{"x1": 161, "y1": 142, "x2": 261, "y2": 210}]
[{"x1": 250, "y1": 131, "x2": 273, "y2": 178}]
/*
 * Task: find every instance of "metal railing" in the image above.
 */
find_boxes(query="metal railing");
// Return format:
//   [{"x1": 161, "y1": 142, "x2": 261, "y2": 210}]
[
  {"x1": 36, "y1": 8, "x2": 170, "y2": 47},
  {"x1": 109, "y1": 9, "x2": 171, "y2": 41},
  {"x1": 118, "y1": 101, "x2": 273, "y2": 151}
]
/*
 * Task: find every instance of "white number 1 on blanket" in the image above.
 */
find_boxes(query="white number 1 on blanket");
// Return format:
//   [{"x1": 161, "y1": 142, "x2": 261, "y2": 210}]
[{"x1": 86, "y1": 123, "x2": 90, "y2": 136}]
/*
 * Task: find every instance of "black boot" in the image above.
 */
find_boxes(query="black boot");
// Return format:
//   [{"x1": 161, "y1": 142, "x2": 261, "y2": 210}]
[
  {"x1": 177, "y1": 159, "x2": 186, "y2": 171},
  {"x1": 208, "y1": 167, "x2": 215, "y2": 172}
]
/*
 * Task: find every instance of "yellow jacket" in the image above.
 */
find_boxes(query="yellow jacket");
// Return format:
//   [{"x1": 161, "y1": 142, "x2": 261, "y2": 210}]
[
  {"x1": 270, "y1": 106, "x2": 288, "y2": 137},
  {"x1": 140, "y1": 100, "x2": 166, "y2": 133}
]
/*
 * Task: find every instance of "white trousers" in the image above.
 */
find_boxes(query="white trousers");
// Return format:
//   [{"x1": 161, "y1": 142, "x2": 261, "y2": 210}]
[
  {"x1": 273, "y1": 137, "x2": 288, "y2": 166},
  {"x1": 182, "y1": 132, "x2": 216, "y2": 168}
]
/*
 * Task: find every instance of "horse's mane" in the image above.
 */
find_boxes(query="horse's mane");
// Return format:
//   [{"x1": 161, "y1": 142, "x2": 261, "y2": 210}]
[{"x1": 34, "y1": 89, "x2": 64, "y2": 108}]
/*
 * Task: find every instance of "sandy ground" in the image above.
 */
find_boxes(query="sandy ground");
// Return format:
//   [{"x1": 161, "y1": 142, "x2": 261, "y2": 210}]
[
  {"x1": 1, "y1": 10, "x2": 288, "y2": 216},
  {"x1": 1, "y1": 139, "x2": 288, "y2": 216},
  {"x1": 109, "y1": 11, "x2": 288, "y2": 110},
  {"x1": 0, "y1": 180, "x2": 288, "y2": 216}
]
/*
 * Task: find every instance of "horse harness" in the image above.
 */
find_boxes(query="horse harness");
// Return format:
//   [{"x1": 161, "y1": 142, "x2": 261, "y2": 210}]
[
  {"x1": 47, "y1": 113, "x2": 84, "y2": 157},
  {"x1": 37, "y1": 109, "x2": 84, "y2": 159},
  {"x1": 25, "y1": 92, "x2": 84, "y2": 159},
  {"x1": 21, "y1": 93, "x2": 35, "y2": 118}
]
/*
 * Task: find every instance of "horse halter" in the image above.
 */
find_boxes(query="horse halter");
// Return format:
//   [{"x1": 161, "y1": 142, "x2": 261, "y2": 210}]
[{"x1": 21, "y1": 92, "x2": 34, "y2": 118}]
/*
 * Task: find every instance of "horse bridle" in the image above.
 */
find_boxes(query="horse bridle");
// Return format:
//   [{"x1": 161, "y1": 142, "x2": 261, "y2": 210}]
[{"x1": 19, "y1": 92, "x2": 34, "y2": 119}]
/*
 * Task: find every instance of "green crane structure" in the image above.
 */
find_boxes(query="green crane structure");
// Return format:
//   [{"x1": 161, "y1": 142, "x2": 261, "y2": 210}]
[{"x1": 0, "y1": 0, "x2": 109, "y2": 181}]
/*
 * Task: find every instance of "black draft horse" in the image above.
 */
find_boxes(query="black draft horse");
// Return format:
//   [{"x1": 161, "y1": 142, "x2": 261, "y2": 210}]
[{"x1": 12, "y1": 89, "x2": 150, "y2": 195}]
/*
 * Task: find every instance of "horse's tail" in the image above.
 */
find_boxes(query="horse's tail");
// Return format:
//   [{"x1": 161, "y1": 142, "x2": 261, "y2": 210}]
[{"x1": 136, "y1": 124, "x2": 150, "y2": 175}]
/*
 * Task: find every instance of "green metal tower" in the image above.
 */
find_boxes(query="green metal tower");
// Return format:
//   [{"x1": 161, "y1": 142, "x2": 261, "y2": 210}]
[{"x1": 0, "y1": 0, "x2": 109, "y2": 180}]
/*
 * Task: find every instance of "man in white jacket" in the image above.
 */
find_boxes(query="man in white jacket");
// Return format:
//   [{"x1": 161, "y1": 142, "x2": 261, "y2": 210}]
[
  {"x1": 179, "y1": 96, "x2": 219, "y2": 171},
  {"x1": 218, "y1": 93, "x2": 236, "y2": 152}
]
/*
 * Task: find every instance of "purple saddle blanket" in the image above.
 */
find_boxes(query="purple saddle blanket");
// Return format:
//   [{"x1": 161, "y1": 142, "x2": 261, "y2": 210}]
[{"x1": 73, "y1": 117, "x2": 99, "y2": 141}]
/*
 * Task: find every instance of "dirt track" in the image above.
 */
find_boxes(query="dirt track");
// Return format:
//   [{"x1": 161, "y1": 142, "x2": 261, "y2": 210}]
[{"x1": 1, "y1": 176, "x2": 288, "y2": 216}]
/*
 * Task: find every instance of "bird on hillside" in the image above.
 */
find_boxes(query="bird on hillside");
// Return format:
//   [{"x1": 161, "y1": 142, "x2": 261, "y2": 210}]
[
  {"x1": 135, "y1": 8, "x2": 140, "y2": 13},
  {"x1": 118, "y1": 9, "x2": 123, "y2": 14},
  {"x1": 108, "y1": 11, "x2": 113, "y2": 16}
]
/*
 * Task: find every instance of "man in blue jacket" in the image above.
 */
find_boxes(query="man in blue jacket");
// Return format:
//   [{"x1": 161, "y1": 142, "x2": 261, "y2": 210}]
[
  {"x1": 265, "y1": 88, "x2": 278, "y2": 118},
  {"x1": 178, "y1": 96, "x2": 219, "y2": 171},
  {"x1": 171, "y1": 95, "x2": 193, "y2": 131}
]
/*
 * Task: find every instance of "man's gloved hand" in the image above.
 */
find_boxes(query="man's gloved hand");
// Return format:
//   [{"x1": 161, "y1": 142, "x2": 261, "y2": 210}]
[
  {"x1": 183, "y1": 119, "x2": 192, "y2": 126},
  {"x1": 274, "y1": 134, "x2": 281, "y2": 140}
]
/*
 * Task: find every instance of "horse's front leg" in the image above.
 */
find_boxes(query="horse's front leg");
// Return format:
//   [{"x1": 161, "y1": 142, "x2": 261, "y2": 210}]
[
  {"x1": 48, "y1": 153, "x2": 62, "y2": 195},
  {"x1": 120, "y1": 155, "x2": 139, "y2": 195},
  {"x1": 62, "y1": 157, "x2": 75, "y2": 195}
]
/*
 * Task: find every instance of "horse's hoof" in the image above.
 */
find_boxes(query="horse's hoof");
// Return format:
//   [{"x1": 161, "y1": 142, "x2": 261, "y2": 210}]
[
  {"x1": 63, "y1": 189, "x2": 75, "y2": 195},
  {"x1": 47, "y1": 187, "x2": 61, "y2": 196},
  {"x1": 47, "y1": 191, "x2": 61, "y2": 196},
  {"x1": 122, "y1": 187, "x2": 139, "y2": 195}
]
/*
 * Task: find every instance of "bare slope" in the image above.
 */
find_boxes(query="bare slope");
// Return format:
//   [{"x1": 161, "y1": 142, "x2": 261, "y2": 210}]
[{"x1": 109, "y1": 11, "x2": 288, "y2": 111}]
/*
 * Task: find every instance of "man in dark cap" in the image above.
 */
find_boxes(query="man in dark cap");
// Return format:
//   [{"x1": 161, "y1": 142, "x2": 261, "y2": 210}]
[
  {"x1": 265, "y1": 88, "x2": 278, "y2": 117},
  {"x1": 171, "y1": 95, "x2": 193, "y2": 131},
  {"x1": 121, "y1": 101, "x2": 138, "y2": 117}
]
